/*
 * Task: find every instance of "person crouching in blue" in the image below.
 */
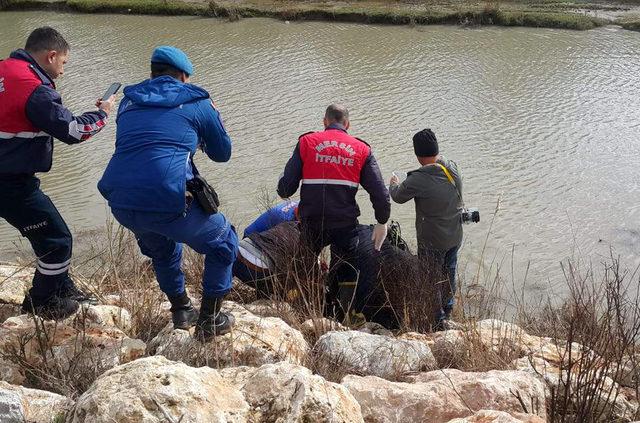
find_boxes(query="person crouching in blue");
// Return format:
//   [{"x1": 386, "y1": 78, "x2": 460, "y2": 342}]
[
  {"x1": 98, "y1": 46, "x2": 237, "y2": 341},
  {"x1": 243, "y1": 200, "x2": 299, "y2": 238},
  {"x1": 233, "y1": 201, "x2": 299, "y2": 297}
]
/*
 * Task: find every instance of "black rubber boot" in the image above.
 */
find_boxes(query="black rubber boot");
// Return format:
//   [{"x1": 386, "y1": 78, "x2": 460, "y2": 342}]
[
  {"x1": 58, "y1": 280, "x2": 98, "y2": 305},
  {"x1": 168, "y1": 292, "x2": 198, "y2": 330},
  {"x1": 194, "y1": 296, "x2": 235, "y2": 341},
  {"x1": 21, "y1": 294, "x2": 80, "y2": 321}
]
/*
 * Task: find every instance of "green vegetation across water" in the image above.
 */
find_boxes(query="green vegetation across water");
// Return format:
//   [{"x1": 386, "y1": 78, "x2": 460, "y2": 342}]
[
  {"x1": 1, "y1": 0, "x2": 639, "y2": 31},
  {"x1": 619, "y1": 15, "x2": 640, "y2": 30}
]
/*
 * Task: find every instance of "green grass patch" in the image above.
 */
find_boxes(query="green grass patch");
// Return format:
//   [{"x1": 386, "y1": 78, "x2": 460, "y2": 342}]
[
  {"x1": 0, "y1": 0, "x2": 620, "y2": 30},
  {"x1": 619, "y1": 18, "x2": 640, "y2": 30},
  {"x1": 496, "y1": 10, "x2": 601, "y2": 29},
  {"x1": 616, "y1": 13, "x2": 640, "y2": 31},
  {"x1": 528, "y1": 2, "x2": 628, "y2": 12},
  {"x1": 206, "y1": 1, "x2": 603, "y2": 29},
  {"x1": 0, "y1": 0, "x2": 66, "y2": 10},
  {"x1": 66, "y1": 0, "x2": 205, "y2": 15}
]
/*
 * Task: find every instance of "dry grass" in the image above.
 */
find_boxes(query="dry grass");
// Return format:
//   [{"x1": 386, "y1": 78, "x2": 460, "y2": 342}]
[
  {"x1": 2, "y1": 312, "x2": 128, "y2": 399},
  {"x1": 72, "y1": 223, "x2": 169, "y2": 343},
  {"x1": 525, "y1": 258, "x2": 640, "y2": 422},
  {"x1": 2, "y1": 210, "x2": 640, "y2": 422}
]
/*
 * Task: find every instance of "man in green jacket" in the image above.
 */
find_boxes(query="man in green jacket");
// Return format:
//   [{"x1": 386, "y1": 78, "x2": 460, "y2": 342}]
[{"x1": 389, "y1": 128, "x2": 462, "y2": 328}]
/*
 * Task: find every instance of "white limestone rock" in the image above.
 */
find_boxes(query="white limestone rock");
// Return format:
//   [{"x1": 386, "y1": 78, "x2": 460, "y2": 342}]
[
  {"x1": 446, "y1": 409, "x2": 545, "y2": 422},
  {"x1": 74, "y1": 304, "x2": 133, "y2": 333},
  {"x1": 148, "y1": 301, "x2": 308, "y2": 367},
  {"x1": 343, "y1": 369, "x2": 547, "y2": 422},
  {"x1": 0, "y1": 381, "x2": 72, "y2": 423},
  {"x1": 0, "y1": 358, "x2": 25, "y2": 385},
  {"x1": 220, "y1": 361, "x2": 364, "y2": 422},
  {"x1": 314, "y1": 330, "x2": 437, "y2": 381},
  {"x1": 301, "y1": 317, "x2": 346, "y2": 339},
  {"x1": 0, "y1": 389, "x2": 23, "y2": 423},
  {"x1": 71, "y1": 356, "x2": 249, "y2": 423},
  {"x1": 0, "y1": 265, "x2": 31, "y2": 305},
  {"x1": 0, "y1": 313, "x2": 145, "y2": 377}
]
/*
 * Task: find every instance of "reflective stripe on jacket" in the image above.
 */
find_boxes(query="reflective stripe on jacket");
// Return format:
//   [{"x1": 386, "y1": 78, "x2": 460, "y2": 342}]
[
  {"x1": 277, "y1": 126, "x2": 390, "y2": 228},
  {"x1": 0, "y1": 49, "x2": 108, "y2": 176}
]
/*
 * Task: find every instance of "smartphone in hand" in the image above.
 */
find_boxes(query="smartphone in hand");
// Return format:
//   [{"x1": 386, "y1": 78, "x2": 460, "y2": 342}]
[{"x1": 101, "y1": 83, "x2": 122, "y2": 101}]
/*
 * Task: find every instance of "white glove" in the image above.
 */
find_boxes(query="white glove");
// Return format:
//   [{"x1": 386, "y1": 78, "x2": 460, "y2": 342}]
[{"x1": 371, "y1": 223, "x2": 387, "y2": 251}]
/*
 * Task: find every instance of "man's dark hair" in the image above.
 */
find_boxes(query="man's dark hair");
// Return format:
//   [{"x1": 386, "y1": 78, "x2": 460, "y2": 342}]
[
  {"x1": 25, "y1": 27, "x2": 70, "y2": 53},
  {"x1": 151, "y1": 62, "x2": 184, "y2": 79},
  {"x1": 325, "y1": 104, "x2": 349, "y2": 125}
]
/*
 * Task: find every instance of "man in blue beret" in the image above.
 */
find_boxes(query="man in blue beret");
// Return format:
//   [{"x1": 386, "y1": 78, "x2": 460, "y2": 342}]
[{"x1": 98, "y1": 46, "x2": 236, "y2": 341}]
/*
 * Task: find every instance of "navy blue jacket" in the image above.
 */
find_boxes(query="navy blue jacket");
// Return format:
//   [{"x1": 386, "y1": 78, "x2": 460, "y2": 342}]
[
  {"x1": 98, "y1": 76, "x2": 231, "y2": 213},
  {"x1": 0, "y1": 49, "x2": 108, "y2": 176}
]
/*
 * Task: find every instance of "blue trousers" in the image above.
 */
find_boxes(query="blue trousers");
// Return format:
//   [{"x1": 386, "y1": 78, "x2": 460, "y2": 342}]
[
  {"x1": 419, "y1": 245, "x2": 459, "y2": 322},
  {"x1": 112, "y1": 202, "x2": 238, "y2": 298},
  {"x1": 0, "y1": 175, "x2": 75, "y2": 302}
]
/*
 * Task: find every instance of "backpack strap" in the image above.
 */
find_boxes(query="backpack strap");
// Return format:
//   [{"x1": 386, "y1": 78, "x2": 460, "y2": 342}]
[{"x1": 435, "y1": 163, "x2": 456, "y2": 187}]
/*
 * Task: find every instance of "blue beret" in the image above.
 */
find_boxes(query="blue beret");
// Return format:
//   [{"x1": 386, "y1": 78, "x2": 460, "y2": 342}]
[{"x1": 151, "y1": 46, "x2": 194, "y2": 76}]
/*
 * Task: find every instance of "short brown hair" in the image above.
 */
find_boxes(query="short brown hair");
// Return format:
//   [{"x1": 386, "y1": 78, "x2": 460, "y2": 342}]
[{"x1": 325, "y1": 104, "x2": 349, "y2": 125}]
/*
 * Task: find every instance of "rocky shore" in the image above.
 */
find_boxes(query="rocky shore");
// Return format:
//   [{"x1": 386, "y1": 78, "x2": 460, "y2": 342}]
[{"x1": 0, "y1": 264, "x2": 639, "y2": 422}]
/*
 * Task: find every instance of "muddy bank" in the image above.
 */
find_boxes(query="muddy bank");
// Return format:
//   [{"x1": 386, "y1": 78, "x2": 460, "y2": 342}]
[{"x1": 3, "y1": 0, "x2": 640, "y2": 30}]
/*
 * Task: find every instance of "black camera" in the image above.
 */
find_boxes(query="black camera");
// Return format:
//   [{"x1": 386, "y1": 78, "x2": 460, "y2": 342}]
[{"x1": 461, "y1": 208, "x2": 480, "y2": 224}]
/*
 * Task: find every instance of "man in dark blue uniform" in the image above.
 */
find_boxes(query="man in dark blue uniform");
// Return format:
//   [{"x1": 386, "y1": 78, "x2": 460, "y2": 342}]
[
  {"x1": 98, "y1": 46, "x2": 236, "y2": 341},
  {"x1": 0, "y1": 27, "x2": 115, "y2": 319}
]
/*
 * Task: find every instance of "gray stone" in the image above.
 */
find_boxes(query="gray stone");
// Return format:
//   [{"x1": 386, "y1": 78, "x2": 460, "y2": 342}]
[{"x1": 0, "y1": 389, "x2": 24, "y2": 423}]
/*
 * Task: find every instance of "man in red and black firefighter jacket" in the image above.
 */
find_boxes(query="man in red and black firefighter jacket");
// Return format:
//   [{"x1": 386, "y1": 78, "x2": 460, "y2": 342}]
[
  {"x1": 0, "y1": 27, "x2": 115, "y2": 320},
  {"x1": 277, "y1": 104, "x2": 391, "y2": 324}
]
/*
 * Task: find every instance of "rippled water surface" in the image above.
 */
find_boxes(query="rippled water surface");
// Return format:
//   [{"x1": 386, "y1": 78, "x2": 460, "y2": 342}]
[{"x1": 1, "y1": 12, "x2": 640, "y2": 296}]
